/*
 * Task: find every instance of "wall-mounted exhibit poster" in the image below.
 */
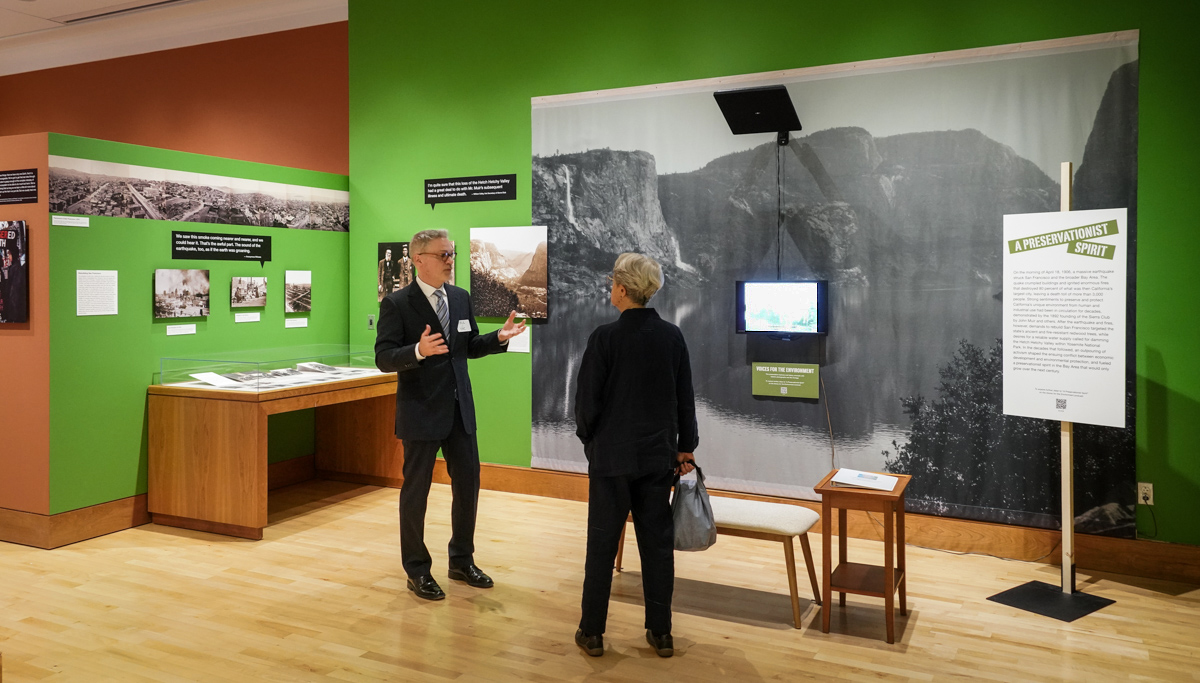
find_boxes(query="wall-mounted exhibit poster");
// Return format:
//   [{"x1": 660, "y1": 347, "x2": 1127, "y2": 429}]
[
  {"x1": 0, "y1": 169, "x2": 38, "y2": 205},
  {"x1": 284, "y1": 270, "x2": 311, "y2": 312},
  {"x1": 77, "y1": 270, "x2": 118, "y2": 316},
  {"x1": 154, "y1": 269, "x2": 210, "y2": 318},
  {"x1": 377, "y1": 242, "x2": 414, "y2": 301},
  {"x1": 231, "y1": 276, "x2": 267, "y2": 307},
  {"x1": 531, "y1": 33, "x2": 1139, "y2": 537},
  {"x1": 0, "y1": 221, "x2": 29, "y2": 323},
  {"x1": 470, "y1": 226, "x2": 548, "y2": 319},
  {"x1": 752, "y1": 363, "x2": 819, "y2": 399},
  {"x1": 173, "y1": 231, "x2": 272, "y2": 262},
  {"x1": 48, "y1": 156, "x2": 349, "y2": 231},
  {"x1": 1003, "y1": 208, "x2": 1127, "y2": 428},
  {"x1": 425, "y1": 174, "x2": 517, "y2": 208}
]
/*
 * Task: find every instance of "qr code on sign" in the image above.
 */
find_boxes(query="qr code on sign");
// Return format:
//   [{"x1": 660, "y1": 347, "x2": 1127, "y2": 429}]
[{"x1": 1056, "y1": 399, "x2": 1067, "y2": 410}]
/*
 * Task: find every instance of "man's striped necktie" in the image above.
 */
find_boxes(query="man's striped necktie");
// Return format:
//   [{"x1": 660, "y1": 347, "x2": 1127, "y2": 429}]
[{"x1": 434, "y1": 289, "x2": 450, "y2": 342}]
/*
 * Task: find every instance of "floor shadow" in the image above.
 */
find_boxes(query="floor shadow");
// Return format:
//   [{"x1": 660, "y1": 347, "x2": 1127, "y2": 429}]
[
  {"x1": 1035, "y1": 563, "x2": 1198, "y2": 599},
  {"x1": 805, "y1": 600, "x2": 916, "y2": 649},
  {"x1": 610, "y1": 570, "x2": 815, "y2": 630},
  {"x1": 136, "y1": 524, "x2": 254, "y2": 544},
  {"x1": 267, "y1": 479, "x2": 382, "y2": 523}
]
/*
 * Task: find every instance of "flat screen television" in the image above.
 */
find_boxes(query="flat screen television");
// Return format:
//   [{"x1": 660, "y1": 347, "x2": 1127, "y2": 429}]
[{"x1": 735, "y1": 280, "x2": 828, "y2": 336}]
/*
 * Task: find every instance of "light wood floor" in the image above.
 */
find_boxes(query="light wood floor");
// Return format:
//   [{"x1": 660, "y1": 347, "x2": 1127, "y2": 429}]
[{"x1": 1, "y1": 480, "x2": 1198, "y2": 682}]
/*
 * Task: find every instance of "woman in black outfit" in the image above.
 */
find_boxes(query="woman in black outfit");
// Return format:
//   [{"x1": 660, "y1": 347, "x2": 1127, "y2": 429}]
[{"x1": 573, "y1": 252, "x2": 699, "y2": 658}]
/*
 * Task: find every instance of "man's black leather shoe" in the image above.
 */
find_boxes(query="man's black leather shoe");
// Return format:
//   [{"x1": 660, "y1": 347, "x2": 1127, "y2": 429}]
[
  {"x1": 575, "y1": 629, "x2": 603, "y2": 657},
  {"x1": 447, "y1": 564, "x2": 494, "y2": 588},
  {"x1": 646, "y1": 630, "x2": 673, "y2": 657},
  {"x1": 407, "y1": 575, "x2": 446, "y2": 601}
]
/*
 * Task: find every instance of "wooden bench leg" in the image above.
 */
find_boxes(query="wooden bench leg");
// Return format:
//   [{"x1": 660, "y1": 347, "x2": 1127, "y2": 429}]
[
  {"x1": 614, "y1": 521, "x2": 626, "y2": 572},
  {"x1": 783, "y1": 536, "x2": 802, "y2": 629},
  {"x1": 799, "y1": 533, "x2": 821, "y2": 606}
]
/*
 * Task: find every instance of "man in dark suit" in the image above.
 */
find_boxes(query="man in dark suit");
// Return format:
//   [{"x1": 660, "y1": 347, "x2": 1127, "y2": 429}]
[
  {"x1": 573, "y1": 252, "x2": 698, "y2": 658},
  {"x1": 375, "y1": 229, "x2": 526, "y2": 600}
]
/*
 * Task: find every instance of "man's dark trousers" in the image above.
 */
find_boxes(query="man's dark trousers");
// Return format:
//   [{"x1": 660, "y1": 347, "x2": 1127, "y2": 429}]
[
  {"x1": 580, "y1": 468, "x2": 675, "y2": 635},
  {"x1": 399, "y1": 401, "x2": 480, "y2": 579}
]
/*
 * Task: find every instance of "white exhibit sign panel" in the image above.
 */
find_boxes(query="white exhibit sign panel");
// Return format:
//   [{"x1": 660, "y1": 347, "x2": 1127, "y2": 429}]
[
  {"x1": 235, "y1": 312, "x2": 261, "y2": 323},
  {"x1": 1002, "y1": 208, "x2": 1127, "y2": 428},
  {"x1": 76, "y1": 270, "x2": 118, "y2": 316},
  {"x1": 166, "y1": 324, "x2": 196, "y2": 336},
  {"x1": 285, "y1": 317, "x2": 308, "y2": 328},
  {"x1": 506, "y1": 328, "x2": 531, "y2": 353},
  {"x1": 53, "y1": 215, "x2": 89, "y2": 227}
]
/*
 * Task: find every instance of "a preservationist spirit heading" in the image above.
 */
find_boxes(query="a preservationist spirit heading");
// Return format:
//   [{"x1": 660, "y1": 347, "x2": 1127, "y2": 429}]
[{"x1": 1007, "y1": 219, "x2": 1118, "y2": 260}]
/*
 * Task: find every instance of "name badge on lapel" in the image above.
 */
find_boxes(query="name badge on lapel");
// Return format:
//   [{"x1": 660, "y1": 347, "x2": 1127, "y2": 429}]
[{"x1": 457, "y1": 319, "x2": 472, "y2": 333}]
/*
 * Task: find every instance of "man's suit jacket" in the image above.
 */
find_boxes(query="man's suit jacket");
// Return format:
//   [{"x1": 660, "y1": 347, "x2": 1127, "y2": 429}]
[{"x1": 375, "y1": 280, "x2": 506, "y2": 441}]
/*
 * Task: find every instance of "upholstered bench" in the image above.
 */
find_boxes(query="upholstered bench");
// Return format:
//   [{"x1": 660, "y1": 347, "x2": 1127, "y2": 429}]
[{"x1": 615, "y1": 496, "x2": 822, "y2": 628}]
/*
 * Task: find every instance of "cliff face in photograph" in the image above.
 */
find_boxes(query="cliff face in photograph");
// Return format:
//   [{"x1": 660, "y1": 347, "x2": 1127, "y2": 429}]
[
  {"x1": 533, "y1": 149, "x2": 691, "y2": 291},
  {"x1": 659, "y1": 126, "x2": 1059, "y2": 288},
  {"x1": 519, "y1": 241, "x2": 549, "y2": 287}
]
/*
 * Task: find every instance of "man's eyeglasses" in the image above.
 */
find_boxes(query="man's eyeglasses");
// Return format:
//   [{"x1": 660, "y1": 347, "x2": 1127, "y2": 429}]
[{"x1": 418, "y1": 251, "x2": 456, "y2": 262}]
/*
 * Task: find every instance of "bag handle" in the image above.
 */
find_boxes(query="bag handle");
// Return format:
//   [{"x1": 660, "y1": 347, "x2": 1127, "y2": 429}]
[{"x1": 674, "y1": 462, "x2": 703, "y2": 484}]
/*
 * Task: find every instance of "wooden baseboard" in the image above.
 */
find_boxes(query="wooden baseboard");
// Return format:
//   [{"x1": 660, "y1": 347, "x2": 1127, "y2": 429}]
[
  {"x1": 150, "y1": 513, "x2": 263, "y2": 540},
  {"x1": 454, "y1": 462, "x2": 1200, "y2": 585},
  {"x1": 0, "y1": 495, "x2": 149, "y2": 549},
  {"x1": 268, "y1": 454, "x2": 316, "y2": 490}
]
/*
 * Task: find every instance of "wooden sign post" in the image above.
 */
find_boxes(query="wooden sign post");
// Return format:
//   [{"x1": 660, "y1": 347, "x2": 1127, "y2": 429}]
[{"x1": 1059, "y1": 161, "x2": 1075, "y2": 595}]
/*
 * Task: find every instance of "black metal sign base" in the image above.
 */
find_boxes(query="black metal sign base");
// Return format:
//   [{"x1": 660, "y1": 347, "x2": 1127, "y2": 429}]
[{"x1": 987, "y1": 580, "x2": 1114, "y2": 622}]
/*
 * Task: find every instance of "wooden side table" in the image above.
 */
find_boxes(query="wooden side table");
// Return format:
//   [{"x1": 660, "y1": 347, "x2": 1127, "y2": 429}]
[{"x1": 814, "y1": 470, "x2": 911, "y2": 643}]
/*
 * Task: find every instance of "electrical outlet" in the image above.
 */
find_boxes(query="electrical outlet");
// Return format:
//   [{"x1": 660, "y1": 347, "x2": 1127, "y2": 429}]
[
  {"x1": 367, "y1": 314, "x2": 376, "y2": 331},
  {"x1": 1138, "y1": 482, "x2": 1154, "y2": 506}
]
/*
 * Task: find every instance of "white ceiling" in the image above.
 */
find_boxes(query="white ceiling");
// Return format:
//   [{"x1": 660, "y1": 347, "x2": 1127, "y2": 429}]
[{"x1": 0, "y1": 0, "x2": 347, "y2": 77}]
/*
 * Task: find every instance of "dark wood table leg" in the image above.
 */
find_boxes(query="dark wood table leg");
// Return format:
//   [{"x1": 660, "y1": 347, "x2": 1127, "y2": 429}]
[
  {"x1": 884, "y1": 504, "x2": 895, "y2": 644},
  {"x1": 838, "y1": 507, "x2": 847, "y2": 606},
  {"x1": 822, "y1": 499, "x2": 832, "y2": 633},
  {"x1": 898, "y1": 498, "x2": 907, "y2": 616}
]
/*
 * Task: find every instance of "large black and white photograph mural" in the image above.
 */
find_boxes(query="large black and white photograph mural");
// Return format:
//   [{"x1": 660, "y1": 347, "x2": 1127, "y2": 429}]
[{"x1": 532, "y1": 36, "x2": 1138, "y2": 537}]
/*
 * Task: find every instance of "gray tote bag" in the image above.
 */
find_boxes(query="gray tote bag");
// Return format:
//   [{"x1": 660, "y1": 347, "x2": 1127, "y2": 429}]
[{"x1": 671, "y1": 465, "x2": 717, "y2": 551}]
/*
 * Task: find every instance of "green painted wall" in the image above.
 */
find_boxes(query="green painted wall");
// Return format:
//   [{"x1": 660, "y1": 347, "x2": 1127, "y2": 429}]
[
  {"x1": 348, "y1": 0, "x2": 1200, "y2": 544},
  {"x1": 48, "y1": 134, "x2": 344, "y2": 513}
]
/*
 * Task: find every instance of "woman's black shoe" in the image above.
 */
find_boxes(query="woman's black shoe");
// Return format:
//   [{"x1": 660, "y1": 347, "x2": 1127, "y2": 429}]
[
  {"x1": 575, "y1": 629, "x2": 603, "y2": 656},
  {"x1": 646, "y1": 630, "x2": 673, "y2": 657}
]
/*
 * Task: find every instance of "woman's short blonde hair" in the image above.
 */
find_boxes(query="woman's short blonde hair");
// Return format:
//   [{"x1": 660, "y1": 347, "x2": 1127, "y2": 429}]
[{"x1": 612, "y1": 252, "x2": 663, "y2": 305}]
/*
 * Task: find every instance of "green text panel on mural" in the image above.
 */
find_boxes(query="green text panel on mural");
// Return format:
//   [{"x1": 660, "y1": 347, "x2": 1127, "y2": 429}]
[
  {"x1": 48, "y1": 134, "x2": 347, "y2": 513},
  {"x1": 349, "y1": 0, "x2": 1200, "y2": 543}
]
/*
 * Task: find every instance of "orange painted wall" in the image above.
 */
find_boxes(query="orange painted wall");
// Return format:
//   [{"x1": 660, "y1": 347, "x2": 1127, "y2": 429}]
[
  {"x1": 0, "y1": 22, "x2": 348, "y2": 175},
  {"x1": 0, "y1": 133, "x2": 50, "y2": 514}
]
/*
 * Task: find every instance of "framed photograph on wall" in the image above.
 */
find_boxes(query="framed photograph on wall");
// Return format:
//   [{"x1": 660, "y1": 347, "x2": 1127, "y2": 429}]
[
  {"x1": 285, "y1": 270, "x2": 311, "y2": 312},
  {"x1": 154, "y1": 269, "x2": 210, "y2": 318},
  {"x1": 231, "y1": 276, "x2": 267, "y2": 307},
  {"x1": 377, "y1": 242, "x2": 414, "y2": 301},
  {"x1": 469, "y1": 226, "x2": 548, "y2": 320}
]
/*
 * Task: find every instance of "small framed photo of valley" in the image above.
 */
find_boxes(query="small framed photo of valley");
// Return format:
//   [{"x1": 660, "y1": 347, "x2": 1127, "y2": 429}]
[
  {"x1": 285, "y1": 270, "x2": 311, "y2": 312},
  {"x1": 377, "y1": 242, "x2": 415, "y2": 301},
  {"x1": 469, "y1": 226, "x2": 548, "y2": 320},
  {"x1": 154, "y1": 269, "x2": 210, "y2": 319},
  {"x1": 231, "y1": 276, "x2": 267, "y2": 307},
  {"x1": 0, "y1": 221, "x2": 30, "y2": 324}
]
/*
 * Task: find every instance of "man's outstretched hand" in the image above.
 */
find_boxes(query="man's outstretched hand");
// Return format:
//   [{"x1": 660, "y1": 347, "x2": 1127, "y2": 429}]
[
  {"x1": 498, "y1": 311, "x2": 527, "y2": 343},
  {"x1": 418, "y1": 324, "x2": 449, "y2": 357}
]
